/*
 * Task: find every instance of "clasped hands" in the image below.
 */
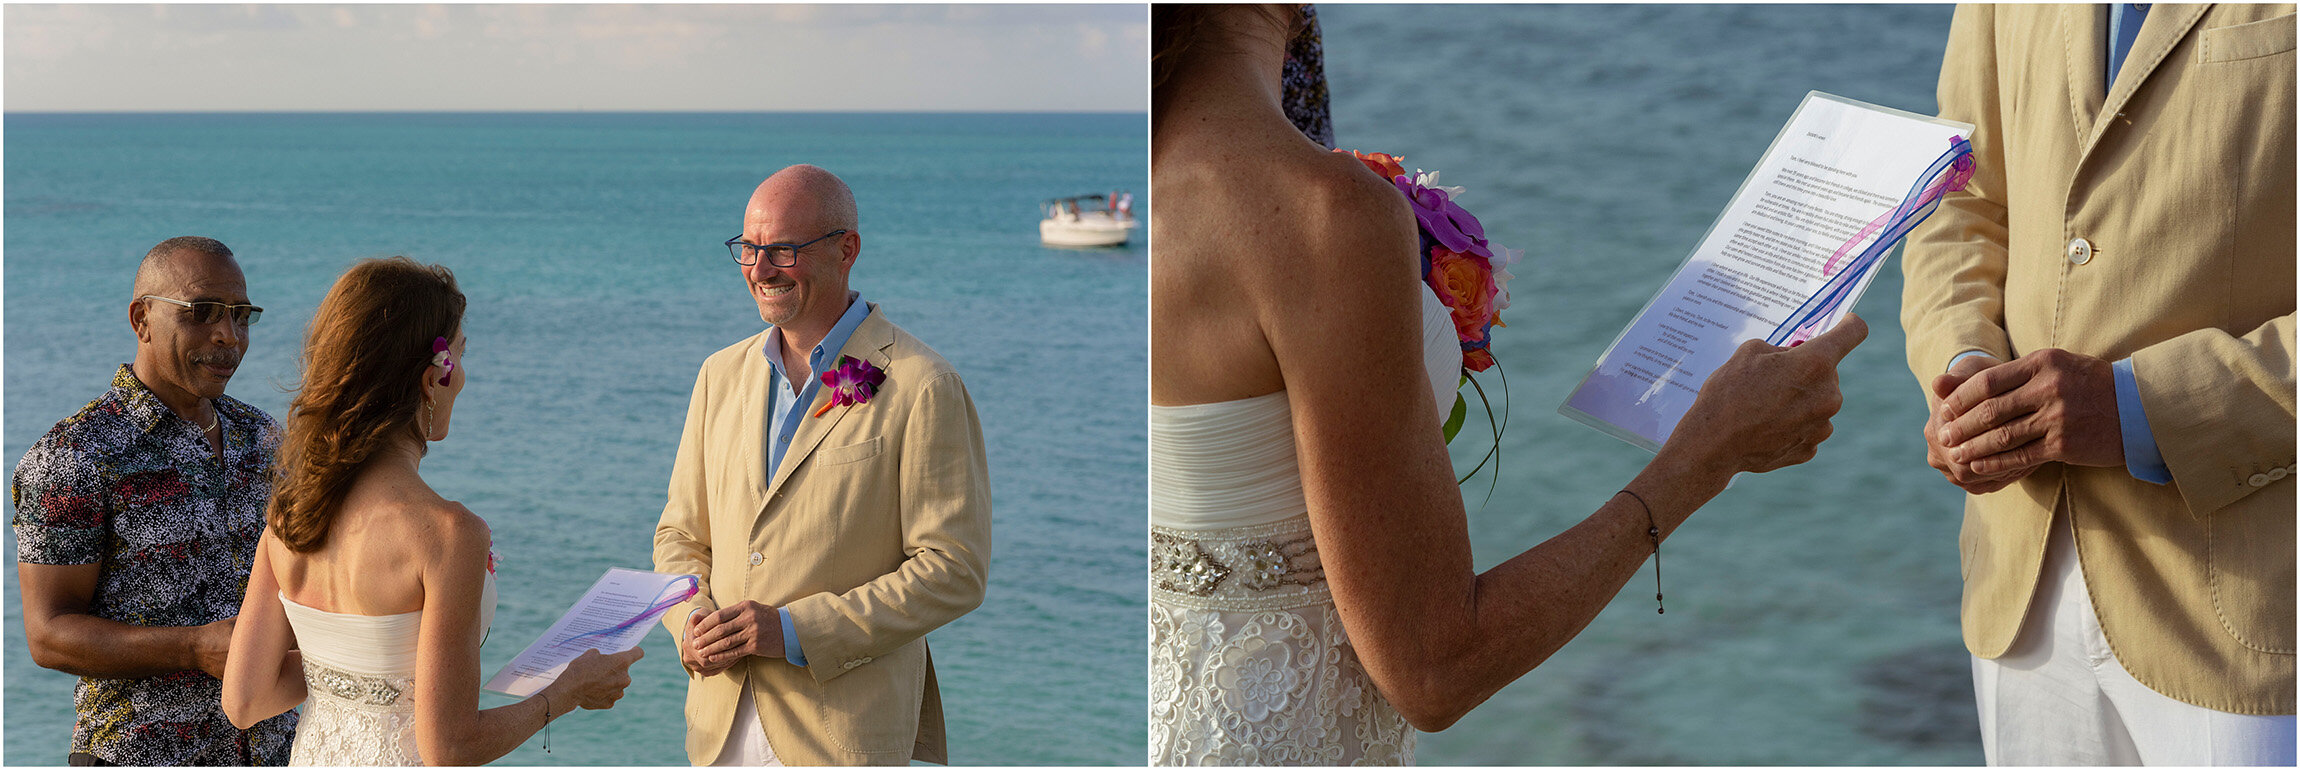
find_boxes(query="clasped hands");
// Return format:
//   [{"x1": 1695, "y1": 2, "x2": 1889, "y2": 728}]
[
  {"x1": 679, "y1": 600, "x2": 784, "y2": 676},
  {"x1": 1925, "y1": 348, "x2": 2125, "y2": 494}
]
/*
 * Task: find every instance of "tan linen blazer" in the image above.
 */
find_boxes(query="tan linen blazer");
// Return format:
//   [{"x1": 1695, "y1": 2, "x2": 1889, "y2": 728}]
[
  {"x1": 654, "y1": 305, "x2": 992, "y2": 764},
  {"x1": 1903, "y1": 4, "x2": 2295, "y2": 714}
]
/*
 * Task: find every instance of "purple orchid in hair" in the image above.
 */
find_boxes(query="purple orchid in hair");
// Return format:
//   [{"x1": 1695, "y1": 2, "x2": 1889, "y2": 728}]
[
  {"x1": 431, "y1": 337, "x2": 455, "y2": 386},
  {"x1": 812, "y1": 355, "x2": 888, "y2": 417}
]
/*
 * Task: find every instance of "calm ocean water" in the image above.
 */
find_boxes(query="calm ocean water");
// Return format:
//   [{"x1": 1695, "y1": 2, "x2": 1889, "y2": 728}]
[
  {"x1": 1324, "y1": 4, "x2": 1979, "y2": 765},
  {"x1": 3, "y1": 112, "x2": 1146, "y2": 765}
]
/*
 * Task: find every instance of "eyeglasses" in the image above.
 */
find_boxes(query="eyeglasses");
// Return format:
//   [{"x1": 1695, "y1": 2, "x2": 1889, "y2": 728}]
[
  {"x1": 142, "y1": 295, "x2": 263, "y2": 327},
  {"x1": 726, "y1": 229, "x2": 847, "y2": 268}
]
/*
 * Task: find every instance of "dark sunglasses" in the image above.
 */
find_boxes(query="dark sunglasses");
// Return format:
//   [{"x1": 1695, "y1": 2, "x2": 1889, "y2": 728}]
[{"x1": 143, "y1": 295, "x2": 263, "y2": 327}]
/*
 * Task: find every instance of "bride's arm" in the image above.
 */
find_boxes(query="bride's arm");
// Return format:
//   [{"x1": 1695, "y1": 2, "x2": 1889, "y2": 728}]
[
  {"x1": 411, "y1": 506, "x2": 641, "y2": 765},
  {"x1": 222, "y1": 532, "x2": 305, "y2": 728},
  {"x1": 1267, "y1": 166, "x2": 1864, "y2": 732}
]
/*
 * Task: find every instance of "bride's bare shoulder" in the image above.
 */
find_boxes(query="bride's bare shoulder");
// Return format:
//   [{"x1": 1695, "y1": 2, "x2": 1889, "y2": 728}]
[
  {"x1": 1292, "y1": 151, "x2": 1419, "y2": 268},
  {"x1": 1157, "y1": 138, "x2": 1417, "y2": 284},
  {"x1": 362, "y1": 486, "x2": 490, "y2": 579}
]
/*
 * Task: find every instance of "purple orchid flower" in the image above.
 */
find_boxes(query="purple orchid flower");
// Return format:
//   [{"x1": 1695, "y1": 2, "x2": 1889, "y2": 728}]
[
  {"x1": 813, "y1": 356, "x2": 888, "y2": 417},
  {"x1": 431, "y1": 336, "x2": 455, "y2": 386},
  {"x1": 1392, "y1": 176, "x2": 1492, "y2": 259}
]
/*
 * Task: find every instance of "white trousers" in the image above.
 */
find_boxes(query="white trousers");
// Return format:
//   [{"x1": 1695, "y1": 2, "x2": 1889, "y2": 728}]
[
  {"x1": 1972, "y1": 512, "x2": 2297, "y2": 766},
  {"x1": 706, "y1": 689, "x2": 783, "y2": 767}
]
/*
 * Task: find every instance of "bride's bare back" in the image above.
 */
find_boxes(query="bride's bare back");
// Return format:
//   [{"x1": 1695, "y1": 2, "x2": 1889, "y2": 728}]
[{"x1": 269, "y1": 457, "x2": 470, "y2": 617}]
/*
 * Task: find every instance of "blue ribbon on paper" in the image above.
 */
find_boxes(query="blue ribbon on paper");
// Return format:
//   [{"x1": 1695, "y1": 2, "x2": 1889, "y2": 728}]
[
  {"x1": 1770, "y1": 136, "x2": 1975, "y2": 347},
  {"x1": 558, "y1": 574, "x2": 701, "y2": 649}
]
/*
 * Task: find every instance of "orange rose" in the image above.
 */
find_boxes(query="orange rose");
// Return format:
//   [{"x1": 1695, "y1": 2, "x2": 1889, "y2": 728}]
[
  {"x1": 1463, "y1": 348, "x2": 1496, "y2": 373},
  {"x1": 1340, "y1": 149, "x2": 1406, "y2": 181},
  {"x1": 1426, "y1": 247, "x2": 1498, "y2": 344}
]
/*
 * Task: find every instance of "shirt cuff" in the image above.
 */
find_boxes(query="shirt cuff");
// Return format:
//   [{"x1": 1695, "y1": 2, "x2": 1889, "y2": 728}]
[
  {"x1": 778, "y1": 607, "x2": 807, "y2": 667},
  {"x1": 2113, "y1": 357, "x2": 2171, "y2": 485},
  {"x1": 1947, "y1": 349, "x2": 1997, "y2": 372}
]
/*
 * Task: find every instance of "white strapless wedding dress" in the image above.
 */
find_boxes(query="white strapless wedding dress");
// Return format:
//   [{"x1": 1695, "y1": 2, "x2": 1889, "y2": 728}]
[
  {"x1": 1150, "y1": 287, "x2": 1459, "y2": 766},
  {"x1": 281, "y1": 575, "x2": 496, "y2": 766}
]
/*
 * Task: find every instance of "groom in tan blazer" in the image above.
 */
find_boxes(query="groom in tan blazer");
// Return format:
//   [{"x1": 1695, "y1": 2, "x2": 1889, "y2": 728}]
[
  {"x1": 1904, "y1": 3, "x2": 2294, "y2": 764},
  {"x1": 656, "y1": 165, "x2": 991, "y2": 765}
]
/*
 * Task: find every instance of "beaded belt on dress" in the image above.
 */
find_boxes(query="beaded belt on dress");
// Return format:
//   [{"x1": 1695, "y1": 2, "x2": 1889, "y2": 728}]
[
  {"x1": 1151, "y1": 516, "x2": 1326, "y2": 611},
  {"x1": 303, "y1": 659, "x2": 413, "y2": 709}
]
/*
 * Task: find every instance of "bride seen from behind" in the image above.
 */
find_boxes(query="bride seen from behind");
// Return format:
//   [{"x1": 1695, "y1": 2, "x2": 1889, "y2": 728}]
[
  {"x1": 221, "y1": 257, "x2": 640, "y2": 765},
  {"x1": 1149, "y1": 5, "x2": 1869, "y2": 765}
]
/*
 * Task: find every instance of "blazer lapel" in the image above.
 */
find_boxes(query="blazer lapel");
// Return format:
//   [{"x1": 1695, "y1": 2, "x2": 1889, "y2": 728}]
[
  {"x1": 760, "y1": 307, "x2": 896, "y2": 503},
  {"x1": 2065, "y1": 4, "x2": 2109, "y2": 141},
  {"x1": 740, "y1": 331, "x2": 776, "y2": 505},
  {"x1": 2087, "y1": 4, "x2": 2211, "y2": 155}
]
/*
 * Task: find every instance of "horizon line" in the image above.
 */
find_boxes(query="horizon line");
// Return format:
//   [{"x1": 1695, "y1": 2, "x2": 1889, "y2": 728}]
[{"x1": 5, "y1": 108, "x2": 1147, "y2": 116}]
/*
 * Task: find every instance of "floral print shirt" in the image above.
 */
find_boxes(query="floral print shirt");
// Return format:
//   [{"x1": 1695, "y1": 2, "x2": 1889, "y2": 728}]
[
  {"x1": 1283, "y1": 4, "x2": 1334, "y2": 150},
  {"x1": 11, "y1": 364, "x2": 296, "y2": 765}
]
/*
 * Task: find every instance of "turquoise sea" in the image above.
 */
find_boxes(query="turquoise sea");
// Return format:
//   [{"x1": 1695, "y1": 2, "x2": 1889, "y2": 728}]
[
  {"x1": 3, "y1": 112, "x2": 1146, "y2": 765},
  {"x1": 1323, "y1": 4, "x2": 1980, "y2": 765}
]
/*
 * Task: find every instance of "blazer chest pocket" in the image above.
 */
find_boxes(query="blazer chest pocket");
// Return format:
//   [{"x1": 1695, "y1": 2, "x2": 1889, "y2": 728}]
[
  {"x1": 817, "y1": 436, "x2": 882, "y2": 465},
  {"x1": 2200, "y1": 13, "x2": 2295, "y2": 62}
]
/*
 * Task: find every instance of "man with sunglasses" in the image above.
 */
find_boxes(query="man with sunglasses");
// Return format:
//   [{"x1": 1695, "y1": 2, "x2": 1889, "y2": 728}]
[
  {"x1": 657, "y1": 165, "x2": 991, "y2": 765},
  {"x1": 13, "y1": 236, "x2": 296, "y2": 765}
]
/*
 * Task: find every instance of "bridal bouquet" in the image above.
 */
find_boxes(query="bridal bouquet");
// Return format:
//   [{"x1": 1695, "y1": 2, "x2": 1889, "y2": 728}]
[
  {"x1": 1340, "y1": 149, "x2": 1520, "y2": 373},
  {"x1": 1341, "y1": 149, "x2": 1516, "y2": 484}
]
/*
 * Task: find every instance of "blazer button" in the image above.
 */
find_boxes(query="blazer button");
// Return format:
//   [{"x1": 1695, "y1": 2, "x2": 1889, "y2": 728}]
[
  {"x1": 843, "y1": 661, "x2": 859, "y2": 670},
  {"x1": 2248, "y1": 473, "x2": 2270, "y2": 487},
  {"x1": 749, "y1": 552, "x2": 764, "y2": 566},
  {"x1": 2273, "y1": 467, "x2": 2290, "y2": 481},
  {"x1": 858, "y1": 656, "x2": 873, "y2": 664},
  {"x1": 2065, "y1": 238, "x2": 2093, "y2": 265}
]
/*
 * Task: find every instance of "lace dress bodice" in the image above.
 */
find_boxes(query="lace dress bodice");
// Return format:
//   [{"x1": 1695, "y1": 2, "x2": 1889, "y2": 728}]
[
  {"x1": 1149, "y1": 287, "x2": 1457, "y2": 765},
  {"x1": 281, "y1": 574, "x2": 496, "y2": 766}
]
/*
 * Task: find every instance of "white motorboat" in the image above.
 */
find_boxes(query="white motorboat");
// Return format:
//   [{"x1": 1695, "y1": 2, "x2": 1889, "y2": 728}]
[{"x1": 1040, "y1": 192, "x2": 1138, "y2": 247}]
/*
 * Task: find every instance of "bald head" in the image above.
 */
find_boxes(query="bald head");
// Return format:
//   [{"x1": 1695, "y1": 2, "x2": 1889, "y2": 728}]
[
  {"x1": 126, "y1": 235, "x2": 251, "y2": 415},
  {"x1": 737, "y1": 165, "x2": 863, "y2": 344},
  {"x1": 132, "y1": 236, "x2": 238, "y2": 300},
  {"x1": 746, "y1": 164, "x2": 859, "y2": 234}
]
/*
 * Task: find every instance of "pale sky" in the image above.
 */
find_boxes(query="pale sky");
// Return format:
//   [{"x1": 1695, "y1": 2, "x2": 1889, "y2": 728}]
[{"x1": 4, "y1": 4, "x2": 1148, "y2": 112}]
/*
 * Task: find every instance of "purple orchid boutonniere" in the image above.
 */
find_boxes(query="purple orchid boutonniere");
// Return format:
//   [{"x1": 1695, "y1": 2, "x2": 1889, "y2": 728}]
[{"x1": 812, "y1": 355, "x2": 888, "y2": 418}]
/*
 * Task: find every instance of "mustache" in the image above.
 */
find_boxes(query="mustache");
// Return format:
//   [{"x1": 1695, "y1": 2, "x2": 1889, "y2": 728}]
[{"x1": 190, "y1": 350, "x2": 242, "y2": 369}]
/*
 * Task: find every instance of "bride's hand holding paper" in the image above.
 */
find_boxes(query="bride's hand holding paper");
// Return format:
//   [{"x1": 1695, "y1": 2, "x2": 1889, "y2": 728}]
[
  {"x1": 1666, "y1": 313, "x2": 1868, "y2": 481},
  {"x1": 484, "y1": 568, "x2": 691, "y2": 698},
  {"x1": 552, "y1": 648, "x2": 644, "y2": 711}
]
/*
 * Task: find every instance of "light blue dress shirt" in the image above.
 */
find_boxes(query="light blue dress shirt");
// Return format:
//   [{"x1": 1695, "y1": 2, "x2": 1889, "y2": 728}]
[
  {"x1": 759, "y1": 291, "x2": 874, "y2": 667},
  {"x1": 2109, "y1": 4, "x2": 2152, "y2": 92}
]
